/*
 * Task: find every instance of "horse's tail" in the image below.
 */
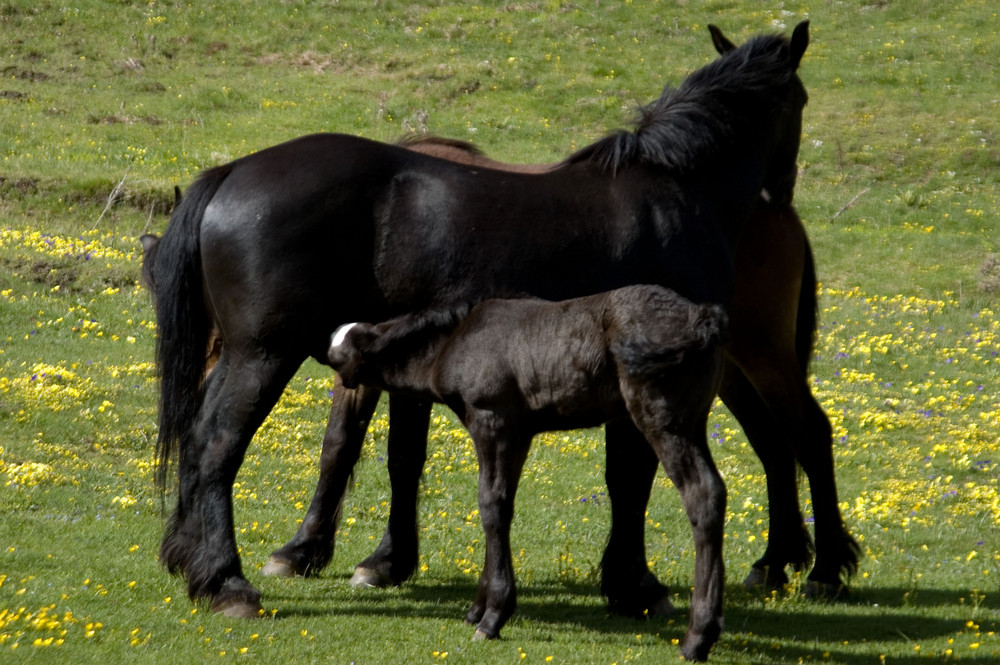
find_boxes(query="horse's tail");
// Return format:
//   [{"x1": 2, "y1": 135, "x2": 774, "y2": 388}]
[
  {"x1": 795, "y1": 235, "x2": 819, "y2": 374},
  {"x1": 152, "y1": 165, "x2": 232, "y2": 489}
]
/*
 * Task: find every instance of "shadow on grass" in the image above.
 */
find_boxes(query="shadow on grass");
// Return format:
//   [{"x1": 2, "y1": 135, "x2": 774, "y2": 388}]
[{"x1": 261, "y1": 575, "x2": 998, "y2": 663}]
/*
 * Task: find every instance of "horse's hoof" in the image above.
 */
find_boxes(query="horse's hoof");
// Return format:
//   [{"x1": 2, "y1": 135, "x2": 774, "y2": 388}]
[
  {"x1": 261, "y1": 556, "x2": 300, "y2": 578},
  {"x1": 804, "y1": 579, "x2": 846, "y2": 600},
  {"x1": 743, "y1": 566, "x2": 787, "y2": 590},
  {"x1": 649, "y1": 594, "x2": 675, "y2": 617},
  {"x1": 212, "y1": 598, "x2": 265, "y2": 619},
  {"x1": 472, "y1": 628, "x2": 494, "y2": 641},
  {"x1": 350, "y1": 566, "x2": 393, "y2": 588}
]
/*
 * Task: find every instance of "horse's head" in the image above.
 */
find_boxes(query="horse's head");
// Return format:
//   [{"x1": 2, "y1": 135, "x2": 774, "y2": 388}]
[
  {"x1": 327, "y1": 322, "x2": 379, "y2": 389},
  {"x1": 707, "y1": 21, "x2": 810, "y2": 207}
]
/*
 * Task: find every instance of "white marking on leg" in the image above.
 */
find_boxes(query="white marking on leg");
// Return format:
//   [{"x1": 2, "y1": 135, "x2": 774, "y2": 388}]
[
  {"x1": 330, "y1": 322, "x2": 358, "y2": 349},
  {"x1": 760, "y1": 188, "x2": 772, "y2": 203}
]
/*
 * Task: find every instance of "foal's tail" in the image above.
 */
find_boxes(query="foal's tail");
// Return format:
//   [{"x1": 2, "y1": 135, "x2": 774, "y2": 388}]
[
  {"x1": 795, "y1": 235, "x2": 819, "y2": 374},
  {"x1": 151, "y1": 165, "x2": 232, "y2": 489},
  {"x1": 614, "y1": 301, "x2": 729, "y2": 381}
]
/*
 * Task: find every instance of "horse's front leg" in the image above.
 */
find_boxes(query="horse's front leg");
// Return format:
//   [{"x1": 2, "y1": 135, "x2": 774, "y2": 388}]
[
  {"x1": 352, "y1": 393, "x2": 432, "y2": 587},
  {"x1": 601, "y1": 419, "x2": 673, "y2": 617},
  {"x1": 185, "y1": 352, "x2": 300, "y2": 617},
  {"x1": 718, "y1": 363, "x2": 812, "y2": 589},
  {"x1": 466, "y1": 423, "x2": 531, "y2": 640},
  {"x1": 264, "y1": 376, "x2": 382, "y2": 577}
]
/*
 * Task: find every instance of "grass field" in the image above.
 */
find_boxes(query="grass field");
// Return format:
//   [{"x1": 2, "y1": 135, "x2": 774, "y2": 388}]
[{"x1": 1, "y1": 1, "x2": 998, "y2": 663}]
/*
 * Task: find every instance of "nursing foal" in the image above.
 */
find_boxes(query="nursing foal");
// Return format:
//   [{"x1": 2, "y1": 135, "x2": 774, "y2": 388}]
[{"x1": 326, "y1": 284, "x2": 728, "y2": 662}]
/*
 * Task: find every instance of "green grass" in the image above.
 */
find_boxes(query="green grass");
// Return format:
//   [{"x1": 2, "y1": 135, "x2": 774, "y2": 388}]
[{"x1": 1, "y1": 0, "x2": 999, "y2": 662}]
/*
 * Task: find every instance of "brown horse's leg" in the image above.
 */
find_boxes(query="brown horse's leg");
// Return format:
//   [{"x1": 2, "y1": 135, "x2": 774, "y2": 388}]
[
  {"x1": 719, "y1": 363, "x2": 812, "y2": 586},
  {"x1": 352, "y1": 393, "x2": 432, "y2": 587},
  {"x1": 601, "y1": 419, "x2": 673, "y2": 617},
  {"x1": 739, "y1": 363, "x2": 858, "y2": 594},
  {"x1": 264, "y1": 377, "x2": 382, "y2": 577},
  {"x1": 727, "y1": 205, "x2": 858, "y2": 594}
]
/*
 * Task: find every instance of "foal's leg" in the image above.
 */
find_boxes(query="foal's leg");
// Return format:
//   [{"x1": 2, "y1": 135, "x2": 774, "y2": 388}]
[
  {"x1": 352, "y1": 393, "x2": 432, "y2": 587},
  {"x1": 632, "y1": 413, "x2": 725, "y2": 661},
  {"x1": 183, "y1": 351, "x2": 301, "y2": 617},
  {"x1": 264, "y1": 376, "x2": 382, "y2": 577},
  {"x1": 465, "y1": 422, "x2": 531, "y2": 640},
  {"x1": 601, "y1": 419, "x2": 673, "y2": 617}
]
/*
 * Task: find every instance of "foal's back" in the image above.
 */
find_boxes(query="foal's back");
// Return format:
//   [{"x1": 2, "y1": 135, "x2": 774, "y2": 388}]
[{"x1": 431, "y1": 285, "x2": 726, "y2": 429}]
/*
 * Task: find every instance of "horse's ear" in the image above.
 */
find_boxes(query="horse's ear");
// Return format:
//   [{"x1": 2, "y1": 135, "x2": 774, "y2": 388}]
[
  {"x1": 173, "y1": 185, "x2": 183, "y2": 209},
  {"x1": 707, "y1": 24, "x2": 736, "y2": 55},
  {"x1": 789, "y1": 20, "x2": 809, "y2": 69}
]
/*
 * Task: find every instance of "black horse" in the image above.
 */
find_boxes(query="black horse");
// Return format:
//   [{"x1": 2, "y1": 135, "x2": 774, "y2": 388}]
[
  {"x1": 149, "y1": 22, "x2": 816, "y2": 619},
  {"x1": 326, "y1": 285, "x2": 728, "y2": 660},
  {"x1": 267, "y1": 24, "x2": 857, "y2": 607}
]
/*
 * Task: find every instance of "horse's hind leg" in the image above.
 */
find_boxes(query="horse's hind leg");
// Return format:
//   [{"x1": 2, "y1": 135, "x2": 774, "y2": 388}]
[
  {"x1": 161, "y1": 358, "x2": 230, "y2": 579},
  {"x1": 788, "y1": 388, "x2": 860, "y2": 595},
  {"x1": 264, "y1": 376, "x2": 382, "y2": 578},
  {"x1": 719, "y1": 363, "x2": 813, "y2": 588},
  {"x1": 601, "y1": 419, "x2": 673, "y2": 617},
  {"x1": 735, "y1": 359, "x2": 859, "y2": 594},
  {"x1": 352, "y1": 393, "x2": 432, "y2": 587},
  {"x1": 183, "y1": 351, "x2": 301, "y2": 616},
  {"x1": 628, "y1": 403, "x2": 725, "y2": 662}
]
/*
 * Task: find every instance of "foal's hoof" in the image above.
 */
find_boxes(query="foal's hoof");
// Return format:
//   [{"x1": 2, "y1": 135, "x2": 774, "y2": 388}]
[
  {"x1": 743, "y1": 566, "x2": 788, "y2": 591},
  {"x1": 350, "y1": 566, "x2": 394, "y2": 588},
  {"x1": 804, "y1": 579, "x2": 847, "y2": 600},
  {"x1": 211, "y1": 598, "x2": 265, "y2": 619},
  {"x1": 261, "y1": 556, "x2": 301, "y2": 578}
]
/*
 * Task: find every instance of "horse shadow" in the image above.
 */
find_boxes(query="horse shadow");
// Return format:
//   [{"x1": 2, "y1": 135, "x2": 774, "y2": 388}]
[{"x1": 261, "y1": 576, "x2": 998, "y2": 663}]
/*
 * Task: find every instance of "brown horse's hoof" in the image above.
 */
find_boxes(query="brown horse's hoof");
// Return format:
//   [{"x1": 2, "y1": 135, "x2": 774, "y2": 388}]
[
  {"x1": 211, "y1": 598, "x2": 265, "y2": 619},
  {"x1": 743, "y1": 566, "x2": 787, "y2": 590},
  {"x1": 804, "y1": 579, "x2": 847, "y2": 600},
  {"x1": 260, "y1": 556, "x2": 302, "y2": 578},
  {"x1": 350, "y1": 566, "x2": 393, "y2": 588}
]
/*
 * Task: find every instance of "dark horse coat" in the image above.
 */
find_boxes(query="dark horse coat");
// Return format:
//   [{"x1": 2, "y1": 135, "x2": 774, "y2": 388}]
[{"x1": 326, "y1": 285, "x2": 728, "y2": 659}]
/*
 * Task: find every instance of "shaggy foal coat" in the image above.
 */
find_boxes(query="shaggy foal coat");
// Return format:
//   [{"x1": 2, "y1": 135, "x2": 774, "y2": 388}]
[{"x1": 327, "y1": 284, "x2": 728, "y2": 661}]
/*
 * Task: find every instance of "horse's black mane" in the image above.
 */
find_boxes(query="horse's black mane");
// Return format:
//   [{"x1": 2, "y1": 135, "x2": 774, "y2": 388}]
[{"x1": 566, "y1": 32, "x2": 798, "y2": 174}]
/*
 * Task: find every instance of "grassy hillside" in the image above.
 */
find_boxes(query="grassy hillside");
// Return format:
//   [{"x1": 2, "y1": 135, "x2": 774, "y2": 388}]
[{"x1": 1, "y1": 1, "x2": 998, "y2": 663}]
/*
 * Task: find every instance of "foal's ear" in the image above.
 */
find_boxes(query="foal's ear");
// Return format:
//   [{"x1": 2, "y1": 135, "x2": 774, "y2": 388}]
[
  {"x1": 707, "y1": 24, "x2": 736, "y2": 55},
  {"x1": 789, "y1": 20, "x2": 809, "y2": 69},
  {"x1": 139, "y1": 233, "x2": 160, "y2": 255}
]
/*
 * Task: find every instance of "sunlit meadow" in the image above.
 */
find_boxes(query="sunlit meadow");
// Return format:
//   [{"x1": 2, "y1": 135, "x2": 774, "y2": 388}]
[{"x1": 2, "y1": 1, "x2": 998, "y2": 663}]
